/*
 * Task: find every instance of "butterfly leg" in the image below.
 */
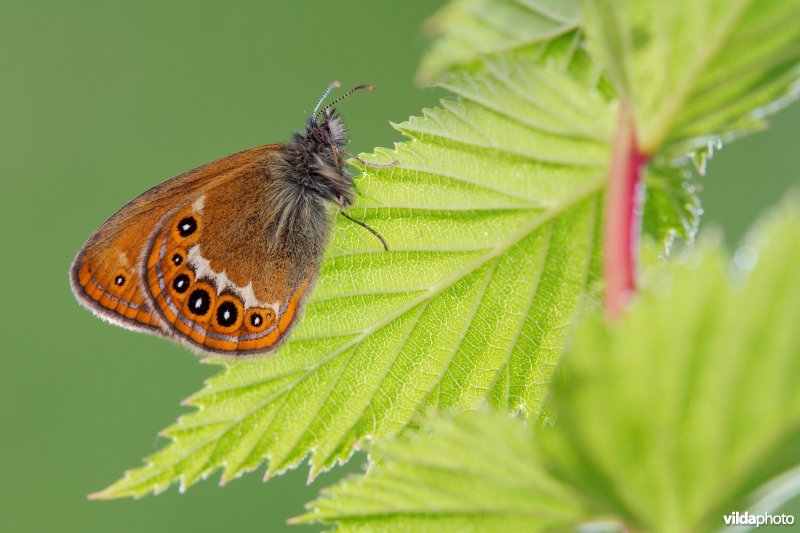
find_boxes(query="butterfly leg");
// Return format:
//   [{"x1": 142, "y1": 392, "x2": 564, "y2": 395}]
[{"x1": 337, "y1": 196, "x2": 389, "y2": 251}]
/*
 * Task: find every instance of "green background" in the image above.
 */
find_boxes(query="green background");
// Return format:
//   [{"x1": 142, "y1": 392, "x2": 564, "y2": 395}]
[{"x1": 0, "y1": 1, "x2": 797, "y2": 531}]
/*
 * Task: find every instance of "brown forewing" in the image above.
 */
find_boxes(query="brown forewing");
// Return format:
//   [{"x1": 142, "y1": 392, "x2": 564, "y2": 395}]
[{"x1": 70, "y1": 145, "x2": 281, "y2": 341}]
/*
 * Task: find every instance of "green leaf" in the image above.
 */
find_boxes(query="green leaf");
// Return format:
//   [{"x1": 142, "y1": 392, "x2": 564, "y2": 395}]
[
  {"x1": 583, "y1": 0, "x2": 800, "y2": 154},
  {"x1": 542, "y1": 198, "x2": 800, "y2": 532},
  {"x1": 419, "y1": 0, "x2": 798, "y2": 247},
  {"x1": 417, "y1": 0, "x2": 702, "y2": 252},
  {"x1": 94, "y1": 48, "x2": 613, "y2": 499},
  {"x1": 642, "y1": 157, "x2": 702, "y2": 250},
  {"x1": 293, "y1": 410, "x2": 587, "y2": 532},
  {"x1": 301, "y1": 199, "x2": 800, "y2": 532},
  {"x1": 417, "y1": 0, "x2": 582, "y2": 83}
]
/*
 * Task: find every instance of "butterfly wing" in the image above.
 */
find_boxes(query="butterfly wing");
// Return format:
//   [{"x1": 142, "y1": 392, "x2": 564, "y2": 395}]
[
  {"x1": 142, "y1": 150, "x2": 327, "y2": 356},
  {"x1": 70, "y1": 145, "x2": 282, "y2": 339}
]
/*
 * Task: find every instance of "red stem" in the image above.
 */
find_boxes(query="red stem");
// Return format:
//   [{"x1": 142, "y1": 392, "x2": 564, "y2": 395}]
[{"x1": 604, "y1": 102, "x2": 648, "y2": 318}]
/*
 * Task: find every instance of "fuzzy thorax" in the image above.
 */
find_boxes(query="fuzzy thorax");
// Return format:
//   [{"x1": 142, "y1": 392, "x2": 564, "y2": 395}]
[{"x1": 280, "y1": 112, "x2": 355, "y2": 207}]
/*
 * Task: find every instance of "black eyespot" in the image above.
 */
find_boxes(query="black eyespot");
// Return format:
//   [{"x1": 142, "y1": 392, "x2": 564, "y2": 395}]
[
  {"x1": 250, "y1": 313, "x2": 262, "y2": 327},
  {"x1": 172, "y1": 274, "x2": 190, "y2": 294},
  {"x1": 114, "y1": 275, "x2": 126, "y2": 286},
  {"x1": 177, "y1": 216, "x2": 197, "y2": 237},
  {"x1": 216, "y1": 301, "x2": 239, "y2": 327},
  {"x1": 188, "y1": 289, "x2": 211, "y2": 316},
  {"x1": 172, "y1": 253, "x2": 183, "y2": 266}
]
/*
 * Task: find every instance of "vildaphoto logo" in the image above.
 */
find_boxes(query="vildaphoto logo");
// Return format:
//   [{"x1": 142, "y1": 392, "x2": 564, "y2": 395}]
[{"x1": 723, "y1": 511, "x2": 795, "y2": 527}]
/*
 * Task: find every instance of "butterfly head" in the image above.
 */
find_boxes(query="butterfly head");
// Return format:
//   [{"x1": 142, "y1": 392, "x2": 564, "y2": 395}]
[
  {"x1": 303, "y1": 110, "x2": 348, "y2": 150},
  {"x1": 306, "y1": 81, "x2": 374, "y2": 148},
  {"x1": 284, "y1": 82, "x2": 376, "y2": 207}
]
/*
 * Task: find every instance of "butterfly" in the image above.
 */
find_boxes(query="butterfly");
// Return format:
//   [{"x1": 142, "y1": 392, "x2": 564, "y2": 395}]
[{"x1": 70, "y1": 82, "x2": 390, "y2": 357}]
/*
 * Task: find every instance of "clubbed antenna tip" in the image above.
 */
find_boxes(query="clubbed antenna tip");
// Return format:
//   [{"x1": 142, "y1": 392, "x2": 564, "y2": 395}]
[
  {"x1": 318, "y1": 83, "x2": 376, "y2": 119},
  {"x1": 312, "y1": 81, "x2": 342, "y2": 118}
]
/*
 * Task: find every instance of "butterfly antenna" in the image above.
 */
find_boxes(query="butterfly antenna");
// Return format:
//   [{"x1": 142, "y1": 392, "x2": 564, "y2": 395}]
[
  {"x1": 339, "y1": 211, "x2": 389, "y2": 251},
  {"x1": 312, "y1": 81, "x2": 341, "y2": 119},
  {"x1": 318, "y1": 84, "x2": 375, "y2": 120}
]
